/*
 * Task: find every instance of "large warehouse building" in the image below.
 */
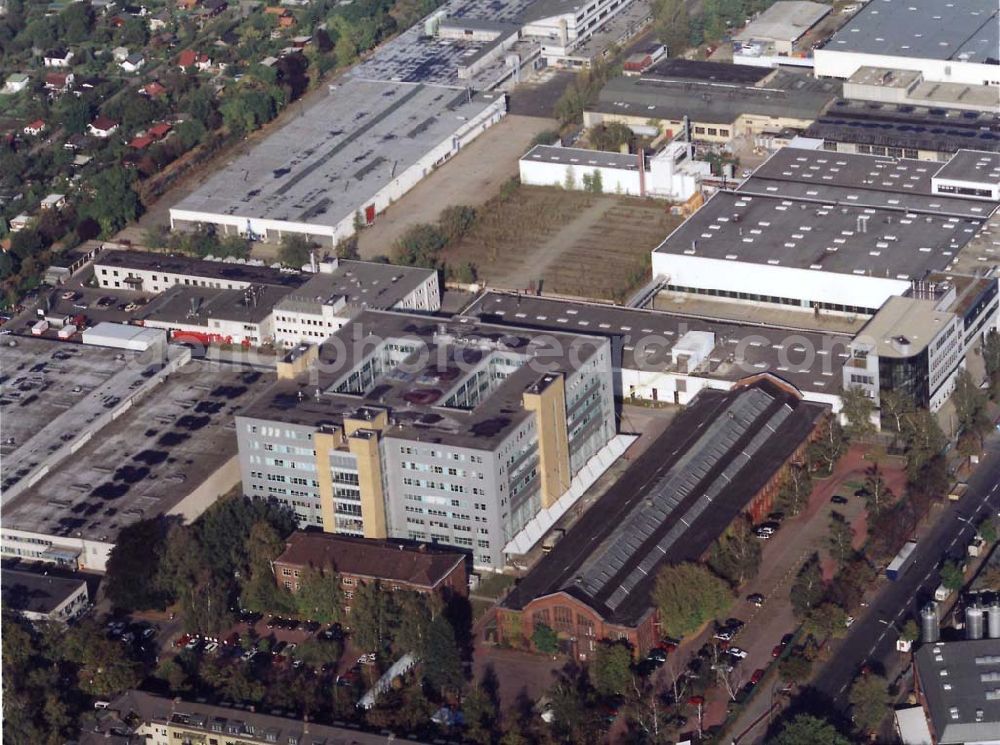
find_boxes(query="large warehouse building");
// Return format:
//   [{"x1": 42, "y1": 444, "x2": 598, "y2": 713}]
[
  {"x1": 813, "y1": 0, "x2": 1000, "y2": 86},
  {"x1": 235, "y1": 311, "x2": 630, "y2": 569},
  {"x1": 651, "y1": 144, "x2": 1000, "y2": 314},
  {"x1": 495, "y1": 378, "x2": 827, "y2": 656},
  {"x1": 170, "y1": 81, "x2": 506, "y2": 246}
]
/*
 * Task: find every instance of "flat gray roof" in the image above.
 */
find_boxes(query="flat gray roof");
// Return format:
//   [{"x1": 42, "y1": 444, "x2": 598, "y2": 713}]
[
  {"x1": 522, "y1": 144, "x2": 643, "y2": 171},
  {"x1": 240, "y1": 310, "x2": 606, "y2": 448},
  {"x1": 96, "y1": 249, "x2": 307, "y2": 289},
  {"x1": 654, "y1": 147, "x2": 997, "y2": 281},
  {"x1": 171, "y1": 80, "x2": 504, "y2": 232},
  {"x1": 2, "y1": 567, "x2": 86, "y2": 614},
  {"x1": 275, "y1": 260, "x2": 435, "y2": 314},
  {"x1": 733, "y1": 1, "x2": 830, "y2": 43},
  {"x1": 2, "y1": 362, "x2": 268, "y2": 542},
  {"x1": 592, "y1": 68, "x2": 840, "y2": 125},
  {"x1": 805, "y1": 100, "x2": 1000, "y2": 154},
  {"x1": 824, "y1": 0, "x2": 1000, "y2": 64},
  {"x1": 934, "y1": 149, "x2": 1000, "y2": 185},
  {"x1": 915, "y1": 638, "x2": 1000, "y2": 745},
  {"x1": 465, "y1": 291, "x2": 851, "y2": 395},
  {"x1": 138, "y1": 284, "x2": 288, "y2": 326},
  {"x1": 0, "y1": 337, "x2": 153, "y2": 498}
]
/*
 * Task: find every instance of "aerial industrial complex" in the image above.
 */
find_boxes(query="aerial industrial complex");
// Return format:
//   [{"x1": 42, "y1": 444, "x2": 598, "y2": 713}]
[{"x1": 4, "y1": 0, "x2": 1000, "y2": 738}]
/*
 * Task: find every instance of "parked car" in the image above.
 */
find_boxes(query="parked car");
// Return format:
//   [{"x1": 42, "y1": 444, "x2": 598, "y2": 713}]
[
  {"x1": 647, "y1": 648, "x2": 668, "y2": 664},
  {"x1": 750, "y1": 668, "x2": 765, "y2": 684},
  {"x1": 831, "y1": 495, "x2": 848, "y2": 504},
  {"x1": 203, "y1": 641, "x2": 219, "y2": 654},
  {"x1": 747, "y1": 593, "x2": 765, "y2": 607},
  {"x1": 727, "y1": 647, "x2": 748, "y2": 659},
  {"x1": 713, "y1": 629, "x2": 735, "y2": 642}
]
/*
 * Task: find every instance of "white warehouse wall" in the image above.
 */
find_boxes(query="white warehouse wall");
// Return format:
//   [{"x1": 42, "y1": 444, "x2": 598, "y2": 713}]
[
  {"x1": 814, "y1": 49, "x2": 1000, "y2": 87},
  {"x1": 650, "y1": 251, "x2": 912, "y2": 311}
]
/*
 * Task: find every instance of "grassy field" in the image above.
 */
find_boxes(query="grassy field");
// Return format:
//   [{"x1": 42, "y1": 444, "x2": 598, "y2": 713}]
[{"x1": 444, "y1": 185, "x2": 680, "y2": 302}]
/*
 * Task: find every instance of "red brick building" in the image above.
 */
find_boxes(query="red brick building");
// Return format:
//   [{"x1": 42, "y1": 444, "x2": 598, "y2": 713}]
[
  {"x1": 273, "y1": 532, "x2": 468, "y2": 612},
  {"x1": 495, "y1": 377, "x2": 827, "y2": 659}
]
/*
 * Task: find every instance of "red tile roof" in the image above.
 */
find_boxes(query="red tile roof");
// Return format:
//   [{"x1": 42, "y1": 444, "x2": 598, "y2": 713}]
[
  {"x1": 90, "y1": 116, "x2": 118, "y2": 131},
  {"x1": 128, "y1": 135, "x2": 153, "y2": 149},
  {"x1": 275, "y1": 532, "x2": 466, "y2": 588},
  {"x1": 142, "y1": 82, "x2": 167, "y2": 97},
  {"x1": 148, "y1": 122, "x2": 172, "y2": 139},
  {"x1": 25, "y1": 119, "x2": 45, "y2": 131}
]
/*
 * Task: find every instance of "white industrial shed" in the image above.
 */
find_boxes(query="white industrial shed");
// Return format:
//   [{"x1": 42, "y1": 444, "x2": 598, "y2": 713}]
[
  {"x1": 733, "y1": 1, "x2": 829, "y2": 55},
  {"x1": 169, "y1": 80, "x2": 507, "y2": 246},
  {"x1": 81, "y1": 322, "x2": 166, "y2": 351},
  {"x1": 813, "y1": 0, "x2": 1000, "y2": 85}
]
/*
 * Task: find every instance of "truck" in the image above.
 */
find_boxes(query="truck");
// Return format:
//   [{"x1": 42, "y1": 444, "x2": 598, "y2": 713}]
[
  {"x1": 31, "y1": 319, "x2": 49, "y2": 336},
  {"x1": 885, "y1": 540, "x2": 918, "y2": 581},
  {"x1": 57, "y1": 324, "x2": 77, "y2": 339},
  {"x1": 948, "y1": 483, "x2": 968, "y2": 502}
]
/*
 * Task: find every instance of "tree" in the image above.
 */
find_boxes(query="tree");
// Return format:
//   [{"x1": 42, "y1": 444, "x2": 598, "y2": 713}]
[
  {"x1": 239, "y1": 520, "x2": 293, "y2": 614},
  {"x1": 438, "y1": 204, "x2": 476, "y2": 244},
  {"x1": 450, "y1": 261, "x2": 477, "y2": 284},
  {"x1": 770, "y1": 714, "x2": 851, "y2": 745},
  {"x1": 803, "y1": 603, "x2": 849, "y2": 641},
  {"x1": 592, "y1": 642, "x2": 632, "y2": 696},
  {"x1": 848, "y1": 673, "x2": 890, "y2": 734},
  {"x1": 879, "y1": 390, "x2": 914, "y2": 434},
  {"x1": 901, "y1": 408, "x2": 947, "y2": 483},
  {"x1": 423, "y1": 614, "x2": 463, "y2": 694},
  {"x1": 295, "y1": 567, "x2": 343, "y2": 624},
  {"x1": 394, "y1": 223, "x2": 447, "y2": 269},
  {"x1": 777, "y1": 464, "x2": 813, "y2": 516},
  {"x1": 651, "y1": 563, "x2": 731, "y2": 638},
  {"x1": 563, "y1": 166, "x2": 576, "y2": 190},
  {"x1": 350, "y1": 581, "x2": 396, "y2": 655},
  {"x1": 980, "y1": 517, "x2": 998, "y2": 545},
  {"x1": 394, "y1": 590, "x2": 433, "y2": 658},
  {"x1": 953, "y1": 368, "x2": 990, "y2": 445},
  {"x1": 463, "y1": 685, "x2": 499, "y2": 745},
  {"x1": 790, "y1": 554, "x2": 824, "y2": 620},
  {"x1": 900, "y1": 619, "x2": 919, "y2": 643},
  {"x1": 589, "y1": 122, "x2": 633, "y2": 152},
  {"x1": 62, "y1": 622, "x2": 141, "y2": 698},
  {"x1": 984, "y1": 330, "x2": 1000, "y2": 399},
  {"x1": 777, "y1": 653, "x2": 812, "y2": 685},
  {"x1": 653, "y1": 0, "x2": 691, "y2": 57},
  {"x1": 105, "y1": 518, "x2": 171, "y2": 610},
  {"x1": 708, "y1": 516, "x2": 762, "y2": 586},
  {"x1": 862, "y1": 462, "x2": 894, "y2": 519},
  {"x1": 841, "y1": 386, "x2": 875, "y2": 440},
  {"x1": 941, "y1": 561, "x2": 964, "y2": 592},
  {"x1": 278, "y1": 234, "x2": 313, "y2": 268},
  {"x1": 828, "y1": 511, "x2": 853, "y2": 566},
  {"x1": 334, "y1": 235, "x2": 359, "y2": 260},
  {"x1": 808, "y1": 418, "x2": 846, "y2": 475},
  {"x1": 80, "y1": 167, "x2": 141, "y2": 237},
  {"x1": 532, "y1": 623, "x2": 558, "y2": 655}
]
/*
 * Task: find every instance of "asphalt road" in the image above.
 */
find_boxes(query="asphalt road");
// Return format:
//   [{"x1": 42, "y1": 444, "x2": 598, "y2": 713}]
[{"x1": 812, "y1": 433, "x2": 1000, "y2": 710}]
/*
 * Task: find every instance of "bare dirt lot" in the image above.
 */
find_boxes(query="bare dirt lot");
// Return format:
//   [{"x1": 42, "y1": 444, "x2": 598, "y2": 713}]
[
  {"x1": 444, "y1": 186, "x2": 681, "y2": 301},
  {"x1": 356, "y1": 114, "x2": 558, "y2": 258}
]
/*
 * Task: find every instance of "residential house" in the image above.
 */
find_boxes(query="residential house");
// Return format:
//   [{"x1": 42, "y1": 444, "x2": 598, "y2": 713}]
[
  {"x1": 177, "y1": 49, "x2": 211, "y2": 70},
  {"x1": 147, "y1": 122, "x2": 171, "y2": 140},
  {"x1": 22, "y1": 119, "x2": 46, "y2": 136},
  {"x1": 3, "y1": 73, "x2": 29, "y2": 94},
  {"x1": 40, "y1": 193, "x2": 67, "y2": 211},
  {"x1": 147, "y1": 10, "x2": 169, "y2": 31},
  {"x1": 44, "y1": 72, "x2": 74, "y2": 93},
  {"x1": 273, "y1": 532, "x2": 468, "y2": 614},
  {"x1": 43, "y1": 49, "x2": 74, "y2": 67},
  {"x1": 9, "y1": 214, "x2": 32, "y2": 232},
  {"x1": 140, "y1": 81, "x2": 167, "y2": 98},
  {"x1": 264, "y1": 5, "x2": 296, "y2": 27},
  {"x1": 176, "y1": 0, "x2": 198, "y2": 10},
  {"x1": 121, "y1": 52, "x2": 145, "y2": 72},
  {"x1": 128, "y1": 134, "x2": 153, "y2": 150},
  {"x1": 88, "y1": 116, "x2": 119, "y2": 138},
  {"x1": 202, "y1": 0, "x2": 227, "y2": 16},
  {"x1": 112, "y1": 46, "x2": 130, "y2": 62},
  {"x1": 122, "y1": 4, "x2": 147, "y2": 16}
]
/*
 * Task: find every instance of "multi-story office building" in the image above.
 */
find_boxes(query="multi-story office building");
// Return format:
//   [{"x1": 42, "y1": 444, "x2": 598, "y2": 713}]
[{"x1": 236, "y1": 311, "x2": 620, "y2": 569}]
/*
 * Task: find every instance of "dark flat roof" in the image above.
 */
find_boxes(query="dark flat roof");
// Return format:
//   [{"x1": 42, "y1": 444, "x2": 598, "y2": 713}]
[
  {"x1": 95, "y1": 249, "x2": 308, "y2": 289},
  {"x1": 239, "y1": 310, "x2": 606, "y2": 448},
  {"x1": 645, "y1": 58, "x2": 772, "y2": 85},
  {"x1": 591, "y1": 68, "x2": 839, "y2": 125},
  {"x1": 934, "y1": 149, "x2": 1000, "y2": 185},
  {"x1": 806, "y1": 100, "x2": 1000, "y2": 154},
  {"x1": 2, "y1": 567, "x2": 86, "y2": 614},
  {"x1": 502, "y1": 380, "x2": 826, "y2": 626},
  {"x1": 138, "y1": 284, "x2": 288, "y2": 326},
  {"x1": 915, "y1": 638, "x2": 1000, "y2": 744},
  {"x1": 464, "y1": 292, "x2": 851, "y2": 396}
]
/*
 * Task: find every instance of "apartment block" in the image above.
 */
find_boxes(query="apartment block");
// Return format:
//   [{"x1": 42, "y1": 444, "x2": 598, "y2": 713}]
[{"x1": 236, "y1": 311, "x2": 620, "y2": 569}]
